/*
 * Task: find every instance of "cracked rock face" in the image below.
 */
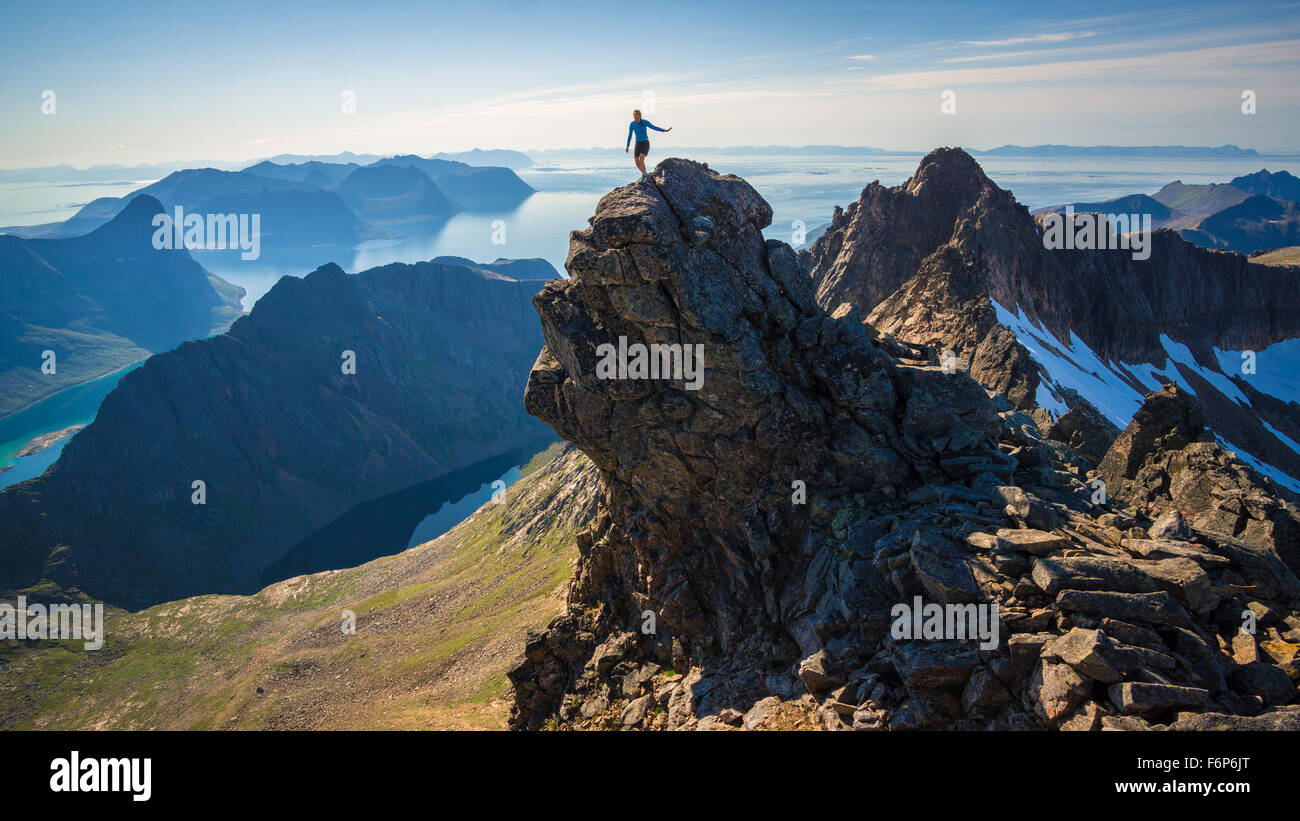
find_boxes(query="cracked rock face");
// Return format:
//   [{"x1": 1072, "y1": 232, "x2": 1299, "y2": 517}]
[{"x1": 509, "y1": 158, "x2": 1300, "y2": 731}]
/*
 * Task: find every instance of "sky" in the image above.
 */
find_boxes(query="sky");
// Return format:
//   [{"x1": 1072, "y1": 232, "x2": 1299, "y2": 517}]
[{"x1": 2, "y1": 0, "x2": 1298, "y2": 168}]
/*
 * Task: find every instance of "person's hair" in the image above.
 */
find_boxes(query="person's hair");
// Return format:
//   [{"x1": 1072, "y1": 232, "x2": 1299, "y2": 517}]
[{"x1": 632, "y1": 109, "x2": 641, "y2": 119}]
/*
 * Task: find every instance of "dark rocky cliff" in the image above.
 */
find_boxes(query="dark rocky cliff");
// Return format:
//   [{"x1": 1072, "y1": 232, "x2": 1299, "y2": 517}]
[{"x1": 0, "y1": 258, "x2": 553, "y2": 608}]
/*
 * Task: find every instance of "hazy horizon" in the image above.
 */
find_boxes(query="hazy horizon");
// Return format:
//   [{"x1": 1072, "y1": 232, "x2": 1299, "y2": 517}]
[{"x1": 4, "y1": 143, "x2": 1296, "y2": 176}]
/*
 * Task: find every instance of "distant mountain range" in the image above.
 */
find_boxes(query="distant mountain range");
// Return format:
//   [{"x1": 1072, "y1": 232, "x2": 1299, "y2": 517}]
[
  {"x1": 1, "y1": 145, "x2": 1288, "y2": 189},
  {"x1": 333, "y1": 163, "x2": 462, "y2": 228},
  {"x1": 1036, "y1": 168, "x2": 1300, "y2": 253},
  {"x1": 262, "y1": 149, "x2": 533, "y2": 168},
  {"x1": 0, "y1": 151, "x2": 541, "y2": 427},
  {"x1": 368, "y1": 154, "x2": 536, "y2": 210},
  {"x1": 0, "y1": 195, "x2": 243, "y2": 417},
  {"x1": 0, "y1": 160, "x2": 252, "y2": 183},
  {"x1": 0, "y1": 149, "x2": 535, "y2": 184},
  {"x1": 432, "y1": 149, "x2": 533, "y2": 168},
  {"x1": 2, "y1": 153, "x2": 537, "y2": 245}
]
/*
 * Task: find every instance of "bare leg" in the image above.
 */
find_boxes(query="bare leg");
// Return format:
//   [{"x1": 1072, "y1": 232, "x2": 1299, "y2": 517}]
[{"x1": 635, "y1": 153, "x2": 647, "y2": 176}]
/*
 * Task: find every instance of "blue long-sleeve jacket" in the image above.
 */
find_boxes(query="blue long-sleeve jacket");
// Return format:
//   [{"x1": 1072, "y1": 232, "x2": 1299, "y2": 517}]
[{"x1": 627, "y1": 119, "x2": 666, "y2": 148}]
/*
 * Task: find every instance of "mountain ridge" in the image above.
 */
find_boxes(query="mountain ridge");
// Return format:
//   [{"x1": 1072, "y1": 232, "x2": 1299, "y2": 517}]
[
  {"x1": 803, "y1": 148, "x2": 1300, "y2": 500},
  {"x1": 0, "y1": 256, "x2": 556, "y2": 608}
]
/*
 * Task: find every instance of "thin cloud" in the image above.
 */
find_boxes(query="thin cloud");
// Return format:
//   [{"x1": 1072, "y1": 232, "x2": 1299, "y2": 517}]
[
  {"x1": 943, "y1": 50, "x2": 1051, "y2": 64},
  {"x1": 844, "y1": 54, "x2": 876, "y2": 61},
  {"x1": 941, "y1": 18, "x2": 1300, "y2": 64},
  {"x1": 960, "y1": 31, "x2": 1096, "y2": 47}
]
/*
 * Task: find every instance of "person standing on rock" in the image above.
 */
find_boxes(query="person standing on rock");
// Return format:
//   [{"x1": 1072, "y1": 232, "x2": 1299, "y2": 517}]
[{"x1": 626, "y1": 109, "x2": 671, "y2": 182}]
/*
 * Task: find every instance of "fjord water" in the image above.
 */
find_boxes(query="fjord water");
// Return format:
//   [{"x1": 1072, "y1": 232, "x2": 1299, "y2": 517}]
[{"x1": 0, "y1": 362, "x2": 145, "y2": 486}]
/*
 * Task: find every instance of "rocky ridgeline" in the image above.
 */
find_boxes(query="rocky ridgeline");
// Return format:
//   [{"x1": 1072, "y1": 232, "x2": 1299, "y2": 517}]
[
  {"x1": 801, "y1": 149, "x2": 1300, "y2": 485},
  {"x1": 804, "y1": 147, "x2": 1300, "y2": 380},
  {"x1": 508, "y1": 158, "x2": 1300, "y2": 731}
]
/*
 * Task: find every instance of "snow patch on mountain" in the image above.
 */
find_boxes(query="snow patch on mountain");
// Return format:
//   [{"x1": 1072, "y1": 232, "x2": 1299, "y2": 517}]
[
  {"x1": 992, "y1": 299, "x2": 1152, "y2": 426},
  {"x1": 1213, "y1": 339, "x2": 1300, "y2": 405},
  {"x1": 992, "y1": 298, "x2": 1300, "y2": 489},
  {"x1": 1157, "y1": 336, "x2": 1250, "y2": 405}
]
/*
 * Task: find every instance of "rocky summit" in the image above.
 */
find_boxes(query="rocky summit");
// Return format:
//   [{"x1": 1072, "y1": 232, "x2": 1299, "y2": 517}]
[{"x1": 508, "y1": 157, "x2": 1300, "y2": 731}]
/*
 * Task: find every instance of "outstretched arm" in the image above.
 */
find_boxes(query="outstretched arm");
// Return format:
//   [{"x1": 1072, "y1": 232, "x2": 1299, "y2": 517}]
[{"x1": 644, "y1": 120, "x2": 670, "y2": 133}]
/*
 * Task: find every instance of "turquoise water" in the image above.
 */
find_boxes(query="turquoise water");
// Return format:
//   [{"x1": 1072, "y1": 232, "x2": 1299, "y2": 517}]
[
  {"x1": 0, "y1": 433, "x2": 71, "y2": 489},
  {"x1": 0, "y1": 362, "x2": 144, "y2": 486}
]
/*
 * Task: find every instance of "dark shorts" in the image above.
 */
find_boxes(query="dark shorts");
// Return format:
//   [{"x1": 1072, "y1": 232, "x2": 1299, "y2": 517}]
[{"x1": 634, "y1": 140, "x2": 650, "y2": 158}]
